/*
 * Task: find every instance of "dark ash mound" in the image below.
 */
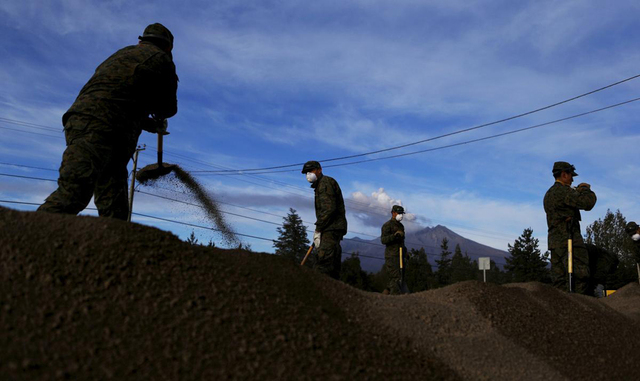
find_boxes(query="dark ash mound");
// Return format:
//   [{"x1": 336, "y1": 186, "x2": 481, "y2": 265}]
[{"x1": 1, "y1": 206, "x2": 639, "y2": 380}]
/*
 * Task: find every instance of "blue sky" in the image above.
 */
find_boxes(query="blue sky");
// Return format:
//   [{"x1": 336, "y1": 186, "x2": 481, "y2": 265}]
[{"x1": 1, "y1": 0, "x2": 639, "y2": 256}]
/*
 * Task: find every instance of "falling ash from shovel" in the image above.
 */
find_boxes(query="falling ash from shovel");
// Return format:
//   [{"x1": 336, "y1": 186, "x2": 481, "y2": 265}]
[{"x1": 136, "y1": 163, "x2": 240, "y2": 246}]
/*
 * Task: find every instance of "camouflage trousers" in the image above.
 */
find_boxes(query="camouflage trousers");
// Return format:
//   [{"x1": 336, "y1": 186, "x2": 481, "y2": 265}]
[
  {"x1": 550, "y1": 242, "x2": 590, "y2": 295},
  {"x1": 38, "y1": 115, "x2": 140, "y2": 220},
  {"x1": 384, "y1": 254, "x2": 402, "y2": 295},
  {"x1": 313, "y1": 230, "x2": 343, "y2": 279}
]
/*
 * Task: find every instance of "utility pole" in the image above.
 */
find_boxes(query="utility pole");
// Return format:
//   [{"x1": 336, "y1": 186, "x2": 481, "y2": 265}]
[{"x1": 127, "y1": 145, "x2": 145, "y2": 222}]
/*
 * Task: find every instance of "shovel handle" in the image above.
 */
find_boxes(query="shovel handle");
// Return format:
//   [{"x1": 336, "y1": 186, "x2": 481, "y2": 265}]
[
  {"x1": 568, "y1": 238, "x2": 573, "y2": 293},
  {"x1": 157, "y1": 133, "x2": 163, "y2": 165},
  {"x1": 301, "y1": 244, "x2": 314, "y2": 266},
  {"x1": 399, "y1": 247, "x2": 403, "y2": 269}
]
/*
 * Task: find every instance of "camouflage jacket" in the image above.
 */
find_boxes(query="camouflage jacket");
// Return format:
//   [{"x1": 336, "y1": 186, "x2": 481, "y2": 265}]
[
  {"x1": 64, "y1": 41, "x2": 178, "y2": 131},
  {"x1": 381, "y1": 218, "x2": 406, "y2": 258},
  {"x1": 311, "y1": 174, "x2": 347, "y2": 235},
  {"x1": 543, "y1": 181, "x2": 597, "y2": 249}
]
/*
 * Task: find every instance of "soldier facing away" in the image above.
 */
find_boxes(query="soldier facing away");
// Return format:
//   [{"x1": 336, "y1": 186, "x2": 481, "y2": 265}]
[
  {"x1": 301, "y1": 161, "x2": 347, "y2": 279},
  {"x1": 381, "y1": 205, "x2": 408, "y2": 295},
  {"x1": 543, "y1": 161, "x2": 597, "y2": 294},
  {"x1": 38, "y1": 23, "x2": 178, "y2": 220}
]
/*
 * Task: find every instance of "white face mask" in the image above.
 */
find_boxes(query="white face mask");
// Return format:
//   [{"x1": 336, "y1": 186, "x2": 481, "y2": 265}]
[
  {"x1": 632, "y1": 233, "x2": 640, "y2": 241},
  {"x1": 306, "y1": 172, "x2": 317, "y2": 183},
  {"x1": 395, "y1": 214, "x2": 403, "y2": 222}
]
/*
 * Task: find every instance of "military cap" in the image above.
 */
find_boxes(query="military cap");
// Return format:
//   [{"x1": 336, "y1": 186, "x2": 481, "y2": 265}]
[
  {"x1": 139, "y1": 23, "x2": 174, "y2": 46},
  {"x1": 301, "y1": 160, "x2": 321, "y2": 174},
  {"x1": 392, "y1": 205, "x2": 405, "y2": 214},
  {"x1": 552, "y1": 161, "x2": 578, "y2": 176},
  {"x1": 625, "y1": 221, "x2": 639, "y2": 235}
]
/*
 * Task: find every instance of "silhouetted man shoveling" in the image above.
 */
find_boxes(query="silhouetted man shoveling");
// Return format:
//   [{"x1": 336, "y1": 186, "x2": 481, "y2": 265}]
[{"x1": 39, "y1": 23, "x2": 178, "y2": 220}]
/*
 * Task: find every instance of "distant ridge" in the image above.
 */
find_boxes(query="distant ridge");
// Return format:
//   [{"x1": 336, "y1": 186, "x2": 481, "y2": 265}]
[{"x1": 342, "y1": 224, "x2": 509, "y2": 272}]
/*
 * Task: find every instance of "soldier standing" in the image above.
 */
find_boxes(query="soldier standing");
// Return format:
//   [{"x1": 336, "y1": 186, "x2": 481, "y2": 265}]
[
  {"x1": 38, "y1": 23, "x2": 178, "y2": 220},
  {"x1": 301, "y1": 161, "x2": 347, "y2": 279},
  {"x1": 625, "y1": 221, "x2": 640, "y2": 264},
  {"x1": 381, "y1": 205, "x2": 408, "y2": 295},
  {"x1": 543, "y1": 161, "x2": 597, "y2": 294}
]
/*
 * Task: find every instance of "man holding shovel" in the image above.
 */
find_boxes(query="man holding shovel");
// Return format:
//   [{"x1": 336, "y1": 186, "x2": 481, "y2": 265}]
[
  {"x1": 543, "y1": 161, "x2": 596, "y2": 294},
  {"x1": 301, "y1": 161, "x2": 347, "y2": 279},
  {"x1": 381, "y1": 205, "x2": 409, "y2": 294},
  {"x1": 39, "y1": 23, "x2": 178, "y2": 220},
  {"x1": 625, "y1": 221, "x2": 640, "y2": 282}
]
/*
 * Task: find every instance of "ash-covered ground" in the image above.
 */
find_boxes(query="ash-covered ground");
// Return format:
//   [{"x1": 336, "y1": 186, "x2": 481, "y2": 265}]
[{"x1": 1, "y1": 206, "x2": 639, "y2": 380}]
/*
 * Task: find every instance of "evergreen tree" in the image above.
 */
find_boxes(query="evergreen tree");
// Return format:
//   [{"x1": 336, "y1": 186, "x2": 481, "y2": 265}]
[
  {"x1": 340, "y1": 252, "x2": 372, "y2": 291},
  {"x1": 586, "y1": 209, "x2": 637, "y2": 289},
  {"x1": 273, "y1": 208, "x2": 310, "y2": 263},
  {"x1": 450, "y1": 244, "x2": 476, "y2": 283},
  {"x1": 405, "y1": 247, "x2": 433, "y2": 292},
  {"x1": 185, "y1": 231, "x2": 199, "y2": 245},
  {"x1": 504, "y1": 227, "x2": 550, "y2": 283},
  {"x1": 435, "y1": 238, "x2": 452, "y2": 287},
  {"x1": 483, "y1": 260, "x2": 509, "y2": 284}
]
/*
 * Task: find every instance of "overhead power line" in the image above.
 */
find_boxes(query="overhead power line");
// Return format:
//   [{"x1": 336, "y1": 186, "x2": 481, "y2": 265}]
[
  {"x1": 0, "y1": 172, "x2": 57, "y2": 182},
  {"x1": 0, "y1": 198, "x2": 379, "y2": 261},
  {"x1": 0, "y1": 117, "x2": 62, "y2": 132},
  {"x1": 136, "y1": 188, "x2": 508, "y2": 262},
  {"x1": 0, "y1": 162, "x2": 58, "y2": 172},
  {"x1": 190, "y1": 73, "x2": 640, "y2": 174},
  {"x1": 194, "y1": 96, "x2": 640, "y2": 174},
  {"x1": 0, "y1": 200, "x2": 475, "y2": 265},
  {"x1": 0, "y1": 162, "x2": 519, "y2": 249},
  {"x1": 0, "y1": 125, "x2": 64, "y2": 139}
]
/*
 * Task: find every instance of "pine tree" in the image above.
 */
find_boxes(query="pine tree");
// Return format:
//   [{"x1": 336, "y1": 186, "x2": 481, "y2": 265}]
[
  {"x1": 586, "y1": 209, "x2": 636, "y2": 289},
  {"x1": 340, "y1": 252, "x2": 372, "y2": 290},
  {"x1": 504, "y1": 227, "x2": 550, "y2": 283},
  {"x1": 405, "y1": 247, "x2": 433, "y2": 292},
  {"x1": 273, "y1": 208, "x2": 310, "y2": 263},
  {"x1": 185, "y1": 231, "x2": 199, "y2": 245},
  {"x1": 451, "y1": 244, "x2": 476, "y2": 283},
  {"x1": 435, "y1": 238, "x2": 452, "y2": 287},
  {"x1": 483, "y1": 260, "x2": 509, "y2": 284}
]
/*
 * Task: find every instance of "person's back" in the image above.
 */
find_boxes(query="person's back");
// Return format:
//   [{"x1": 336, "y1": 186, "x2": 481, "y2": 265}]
[
  {"x1": 313, "y1": 174, "x2": 347, "y2": 235},
  {"x1": 65, "y1": 41, "x2": 177, "y2": 131}
]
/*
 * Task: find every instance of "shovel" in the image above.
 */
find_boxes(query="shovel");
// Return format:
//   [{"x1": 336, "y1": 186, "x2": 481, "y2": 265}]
[
  {"x1": 398, "y1": 247, "x2": 410, "y2": 294},
  {"x1": 566, "y1": 218, "x2": 574, "y2": 293},
  {"x1": 301, "y1": 244, "x2": 314, "y2": 266},
  {"x1": 136, "y1": 121, "x2": 177, "y2": 183}
]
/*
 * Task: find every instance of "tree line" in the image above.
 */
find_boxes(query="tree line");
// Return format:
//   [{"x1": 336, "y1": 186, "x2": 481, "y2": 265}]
[{"x1": 189, "y1": 208, "x2": 638, "y2": 292}]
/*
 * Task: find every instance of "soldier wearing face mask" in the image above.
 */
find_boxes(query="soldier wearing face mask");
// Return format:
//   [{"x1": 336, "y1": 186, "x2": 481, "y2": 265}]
[
  {"x1": 381, "y1": 205, "x2": 408, "y2": 294},
  {"x1": 301, "y1": 161, "x2": 347, "y2": 279},
  {"x1": 625, "y1": 221, "x2": 640, "y2": 264}
]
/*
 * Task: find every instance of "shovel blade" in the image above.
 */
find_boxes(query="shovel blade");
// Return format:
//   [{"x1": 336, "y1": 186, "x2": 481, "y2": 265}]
[{"x1": 136, "y1": 163, "x2": 177, "y2": 183}]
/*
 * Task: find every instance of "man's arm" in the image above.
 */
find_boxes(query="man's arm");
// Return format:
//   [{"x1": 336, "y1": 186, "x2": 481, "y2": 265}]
[
  {"x1": 564, "y1": 186, "x2": 597, "y2": 211},
  {"x1": 380, "y1": 222, "x2": 398, "y2": 245},
  {"x1": 138, "y1": 52, "x2": 178, "y2": 120}
]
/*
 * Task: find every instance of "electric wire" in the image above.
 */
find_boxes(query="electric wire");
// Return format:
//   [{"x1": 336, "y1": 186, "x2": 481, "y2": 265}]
[
  {"x1": 195, "y1": 96, "x2": 640, "y2": 174},
  {"x1": 0, "y1": 166, "x2": 517, "y2": 260},
  {"x1": 0, "y1": 117, "x2": 62, "y2": 132},
  {"x1": 0, "y1": 172, "x2": 57, "y2": 182},
  {"x1": 191, "y1": 74, "x2": 640, "y2": 174},
  {"x1": 0, "y1": 175, "x2": 509, "y2": 264},
  {"x1": 0, "y1": 162, "x2": 58, "y2": 172},
  {"x1": 0, "y1": 199, "x2": 383, "y2": 261},
  {"x1": 0, "y1": 125, "x2": 64, "y2": 139},
  {"x1": 135, "y1": 188, "x2": 508, "y2": 263}
]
